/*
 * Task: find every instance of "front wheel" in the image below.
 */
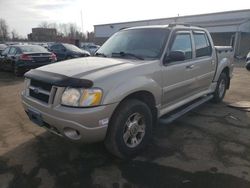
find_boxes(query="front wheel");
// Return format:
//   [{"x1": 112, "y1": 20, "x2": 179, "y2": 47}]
[
  {"x1": 246, "y1": 61, "x2": 250, "y2": 71},
  {"x1": 212, "y1": 72, "x2": 228, "y2": 103},
  {"x1": 105, "y1": 99, "x2": 153, "y2": 159}
]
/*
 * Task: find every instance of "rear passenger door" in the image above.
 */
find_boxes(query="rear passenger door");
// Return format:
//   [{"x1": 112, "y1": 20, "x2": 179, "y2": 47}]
[
  {"x1": 191, "y1": 31, "x2": 216, "y2": 93},
  {"x1": 162, "y1": 31, "x2": 196, "y2": 107}
]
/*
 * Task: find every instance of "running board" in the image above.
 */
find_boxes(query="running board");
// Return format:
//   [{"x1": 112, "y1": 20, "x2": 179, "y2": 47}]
[{"x1": 159, "y1": 95, "x2": 213, "y2": 124}]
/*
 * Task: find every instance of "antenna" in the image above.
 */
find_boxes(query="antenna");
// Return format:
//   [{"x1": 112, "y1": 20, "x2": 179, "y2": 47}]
[{"x1": 80, "y1": 10, "x2": 84, "y2": 33}]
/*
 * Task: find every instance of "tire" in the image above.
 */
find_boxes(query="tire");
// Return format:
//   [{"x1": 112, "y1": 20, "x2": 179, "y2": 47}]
[
  {"x1": 105, "y1": 99, "x2": 153, "y2": 159},
  {"x1": 212, "y1": 72, "x2": 228, "y2": 103},
  {"x1": 13, "y1": 65, "x2": 22, "y2": 77},
  {"x1": 246, "y1": 61, "x2": 250, "y2": 71}
]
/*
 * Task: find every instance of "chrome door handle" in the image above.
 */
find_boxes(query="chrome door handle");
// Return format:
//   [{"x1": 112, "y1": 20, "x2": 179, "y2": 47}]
[{"x1": 186, "y1": 64, "x2": 195, "y2": 69}]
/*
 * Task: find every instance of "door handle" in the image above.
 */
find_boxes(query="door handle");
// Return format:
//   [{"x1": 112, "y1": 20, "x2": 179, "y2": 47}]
[{"x1": 186, "y1": 64, "x2": 195, "y2": 69}]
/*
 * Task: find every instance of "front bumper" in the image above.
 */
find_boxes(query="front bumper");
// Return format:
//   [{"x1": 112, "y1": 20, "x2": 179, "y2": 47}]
[{"x1": 22, "y1": 93, "x2": 118, "y2": 143}]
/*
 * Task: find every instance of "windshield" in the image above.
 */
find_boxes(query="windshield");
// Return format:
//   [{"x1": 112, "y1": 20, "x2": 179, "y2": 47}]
[
  {"x1": 20, "y1": 45, "x2": 49, "y2": 53},
  {"x1": 96, "y1": 28, "x2": 169, "y2": 60},
  {"x1": 64, "y1": 43, "x2": 82, "y2": 52}
]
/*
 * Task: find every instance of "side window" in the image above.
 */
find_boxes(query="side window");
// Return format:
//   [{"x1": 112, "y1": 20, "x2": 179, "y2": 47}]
[
  {"x1": 15, "y1": 48, "x2": 21, "y2": 54},
  {"x1": 51, "y1": 45, "x2": 59, "y2": 50},
  {"x1": 193, "y1": 32, "x2": 212, "y2": 57},
  {"x1": 171, "y1": 33, "x2": 192, "y2": 60},
  {"x1": 9, "y1": 47, "x2": 17, "y2": 55},
  {"x1": 59, "y1": 45, "x2": 66, "y2": 51},
  {"x1": 1, "y1": 47, "x2": 10, "y2": 55}
]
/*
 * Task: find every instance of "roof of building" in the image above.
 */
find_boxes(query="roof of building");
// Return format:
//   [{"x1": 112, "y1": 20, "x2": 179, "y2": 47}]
[{"x1": 94, "y1": 9, "x2": 250, "y2": 27}]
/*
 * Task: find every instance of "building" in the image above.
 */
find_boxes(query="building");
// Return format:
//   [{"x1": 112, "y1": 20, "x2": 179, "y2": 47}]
[
  {"x1": 28, "y1": 28, "x2": 57, "y2": 42},
  {"x1": 94, "y1": 9, "x2": 250, "y2": 57}
]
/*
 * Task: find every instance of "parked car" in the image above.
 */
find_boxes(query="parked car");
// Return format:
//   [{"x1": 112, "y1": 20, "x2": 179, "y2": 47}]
[
  {"x1": 0, "y1": 44, "x2": 7, "y2": 54},
  {"x1": 81, "y1": 43, "x2": 100, "y2": 55},
  {"x1": 246, "y1": 51, "x2": 250, "y2": 71},
  {"x1": 0, "y1": 45, "x2": 57, "y2": 76},
  {"x1": 49, "y1": 43, "x2": 90, "y2": 61},
  {"x1": 22, "y1": 24, "x2": 233, "y2": 158}
]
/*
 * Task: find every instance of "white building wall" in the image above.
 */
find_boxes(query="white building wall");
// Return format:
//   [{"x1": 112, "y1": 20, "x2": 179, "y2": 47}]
[{"x1": 94, "y1": 9, "x2": 250, "y2": 38}]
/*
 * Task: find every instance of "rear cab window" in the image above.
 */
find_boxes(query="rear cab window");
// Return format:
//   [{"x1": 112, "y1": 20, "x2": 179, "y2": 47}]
[{"x1": 193, "y1": 31, "x2": 212, "y2": 57}]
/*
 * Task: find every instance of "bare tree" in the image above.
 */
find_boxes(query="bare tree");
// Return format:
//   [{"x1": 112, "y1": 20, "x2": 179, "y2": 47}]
[
  {"x1": 11, "y1": 29, "x2": 19, "y2": 40},
  {"x1": 0, "y1": 18, "x2": 9, "y2": 41},
  {"x1": 37, "y1": 21, "x2": 88, "y2": 42},
  {"x1": 38, "y1": 21, "x2": 50, "y2": 28}
]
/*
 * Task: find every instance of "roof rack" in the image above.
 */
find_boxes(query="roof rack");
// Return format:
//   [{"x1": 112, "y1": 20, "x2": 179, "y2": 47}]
[
  {"x1": 168, "y1": 23, "x2": 191, "y2": 27},
  {"x1": 168, "y1": 23, "x2": 203, "y2": 28}
]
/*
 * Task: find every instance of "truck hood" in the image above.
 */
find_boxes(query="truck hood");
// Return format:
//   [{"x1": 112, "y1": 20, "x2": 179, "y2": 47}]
[{"x1": 37, "y1": 57, "x2": 144, "y2": 79}]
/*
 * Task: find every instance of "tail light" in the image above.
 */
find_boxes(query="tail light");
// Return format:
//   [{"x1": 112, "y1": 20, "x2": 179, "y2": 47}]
[
  {"x1": 50, "y1": 53, "x2": 57, "y2": 62},
  {"x1": 20, "y1": 54, "x2": 33, "y2": 60}
]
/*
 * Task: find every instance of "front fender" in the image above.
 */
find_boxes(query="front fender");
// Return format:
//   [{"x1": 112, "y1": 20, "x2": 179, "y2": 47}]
[{"x1": 102, "y1": 76, "x2": 162, "y2": 106}]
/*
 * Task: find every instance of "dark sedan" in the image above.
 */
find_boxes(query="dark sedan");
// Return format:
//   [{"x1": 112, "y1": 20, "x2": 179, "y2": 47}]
[
  {"x1": 49, "y1": 43, "x2": 90, "y2": 61},
  {"x1": 0, "y1": 45, "x2": 57, "y2": 76}
]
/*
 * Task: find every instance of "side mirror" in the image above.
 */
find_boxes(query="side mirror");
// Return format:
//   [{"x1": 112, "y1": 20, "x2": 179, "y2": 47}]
[{"x1": 164, "y1": 51, "x2": 186, "y2": 64}]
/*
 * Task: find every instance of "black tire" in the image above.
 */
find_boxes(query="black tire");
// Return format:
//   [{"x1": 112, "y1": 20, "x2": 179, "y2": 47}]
[
  {"x1": 105, "y1": 99, "x2": 153, "y2": 159},
  {"x1": 246, "y1": 61, "x2": 250, "y2": 71},
  {"x1": 13, "y1": 65, "x2": 22, "y2": 77},
  {"x1": 212, "y1": 72, "x2": 228, "y2": 103}
]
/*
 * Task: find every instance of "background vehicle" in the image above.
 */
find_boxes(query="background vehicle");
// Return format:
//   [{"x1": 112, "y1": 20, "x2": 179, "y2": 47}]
[
  {"x1": 246, "y1": 51, "x2": 250, "y2": 71},
  {"x1": 0, "y1": 45, "x2": 57, "y2": 76},
  {"x1": 81, "y1": 43, "x2": 100, "y2": 55},
  {"x1": 22, "y1": 24, "x2": 233, "y2": 158},
  {"x1": 49, "y1": 43, "x2": 90, "y2": 61},
  {"x1": 0, "y1": 44, "x2": 7, "y2": 54}
]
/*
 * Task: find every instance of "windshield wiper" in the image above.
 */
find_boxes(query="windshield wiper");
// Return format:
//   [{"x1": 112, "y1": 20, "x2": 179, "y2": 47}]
[
  {"x1": 95, "y1": 52, "x2": 107, "y2": 57},
  {"x1": 112, "y1": 52, "x2": 144, "y2": 60}
]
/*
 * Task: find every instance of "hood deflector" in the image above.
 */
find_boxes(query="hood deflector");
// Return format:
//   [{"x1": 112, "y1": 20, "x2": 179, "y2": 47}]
[{"x1": 25, "y1": 69, "x2": 93, "y2": 88}]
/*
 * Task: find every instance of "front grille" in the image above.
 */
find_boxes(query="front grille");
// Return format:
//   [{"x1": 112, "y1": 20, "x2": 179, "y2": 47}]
[
  {"x1": 30, "y1": 79, "x2": 52, "y2": 91},
  {"x1": 29, "y1": 79, "x2": 53, "y2": 103},
  {"x1": 30, "y1": 89, "x2": 50, "y2": 103}
]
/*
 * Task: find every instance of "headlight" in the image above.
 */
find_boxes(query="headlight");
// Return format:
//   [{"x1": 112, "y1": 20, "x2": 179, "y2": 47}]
[{"x1": 61, "y1": 87, "x2": 102, "y2": 107}]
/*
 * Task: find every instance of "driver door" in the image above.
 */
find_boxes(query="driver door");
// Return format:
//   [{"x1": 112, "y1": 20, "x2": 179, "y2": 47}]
[{"x1": 161, "y1": 31, "x2": 196, "y2": 108}]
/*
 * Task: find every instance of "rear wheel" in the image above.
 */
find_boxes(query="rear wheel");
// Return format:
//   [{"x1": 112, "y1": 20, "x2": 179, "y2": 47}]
[
  {"x1": 212, "y1": 72, "x2": 228, "y2": 103},
  {"x1": 105, "y1": 99, "x2": 152, "y2": 159}
]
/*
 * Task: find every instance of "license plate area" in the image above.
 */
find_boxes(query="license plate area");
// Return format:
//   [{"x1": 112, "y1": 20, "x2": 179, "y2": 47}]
[{"x1": 27, "y1": 108, "x2": 44, "y2": 126}]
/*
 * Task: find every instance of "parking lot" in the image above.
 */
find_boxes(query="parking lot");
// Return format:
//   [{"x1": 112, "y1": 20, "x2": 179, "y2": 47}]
[{"x1": 0, "y1": 67, "x2": 249, "y2": 188}]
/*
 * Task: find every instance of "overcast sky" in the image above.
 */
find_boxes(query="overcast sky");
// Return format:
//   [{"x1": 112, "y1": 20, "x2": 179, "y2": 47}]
[{"x1": 0, "y1": 0, "x2": 249, "y2": 37}]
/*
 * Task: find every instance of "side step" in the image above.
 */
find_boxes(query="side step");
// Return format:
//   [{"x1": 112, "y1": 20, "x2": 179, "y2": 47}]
[{"x1": 159, "y1": 95, "x2": 213, "y2": 124}]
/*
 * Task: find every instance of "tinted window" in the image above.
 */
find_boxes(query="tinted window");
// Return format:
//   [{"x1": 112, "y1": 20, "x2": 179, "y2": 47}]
[
  {"x1": 97, "y1": 28, "x2": 170, "y2": 59},
  {"x1": 1, "y1": 47, "x2": 10, "y2": 55},
  {"x1": 193, "y1": 32, "x2": 212, "y2": 57},
  {"x1": 51, "y1": 44, "x2": 65, "y2": 51},
  {"x1": 9, "y1": 47, "x2": 17, "y2": 55},
  {"x1": 171, "y1": 33, "x2": 192, "y2": 59},
  {"x1": 20, "y1": 45, "x2": 48, "y2": 53}
]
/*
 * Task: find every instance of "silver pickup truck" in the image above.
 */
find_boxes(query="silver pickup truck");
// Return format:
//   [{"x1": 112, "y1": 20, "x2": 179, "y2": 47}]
[{"x1": 21, "y1": 24, "x2": 233, "y2": 158}]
